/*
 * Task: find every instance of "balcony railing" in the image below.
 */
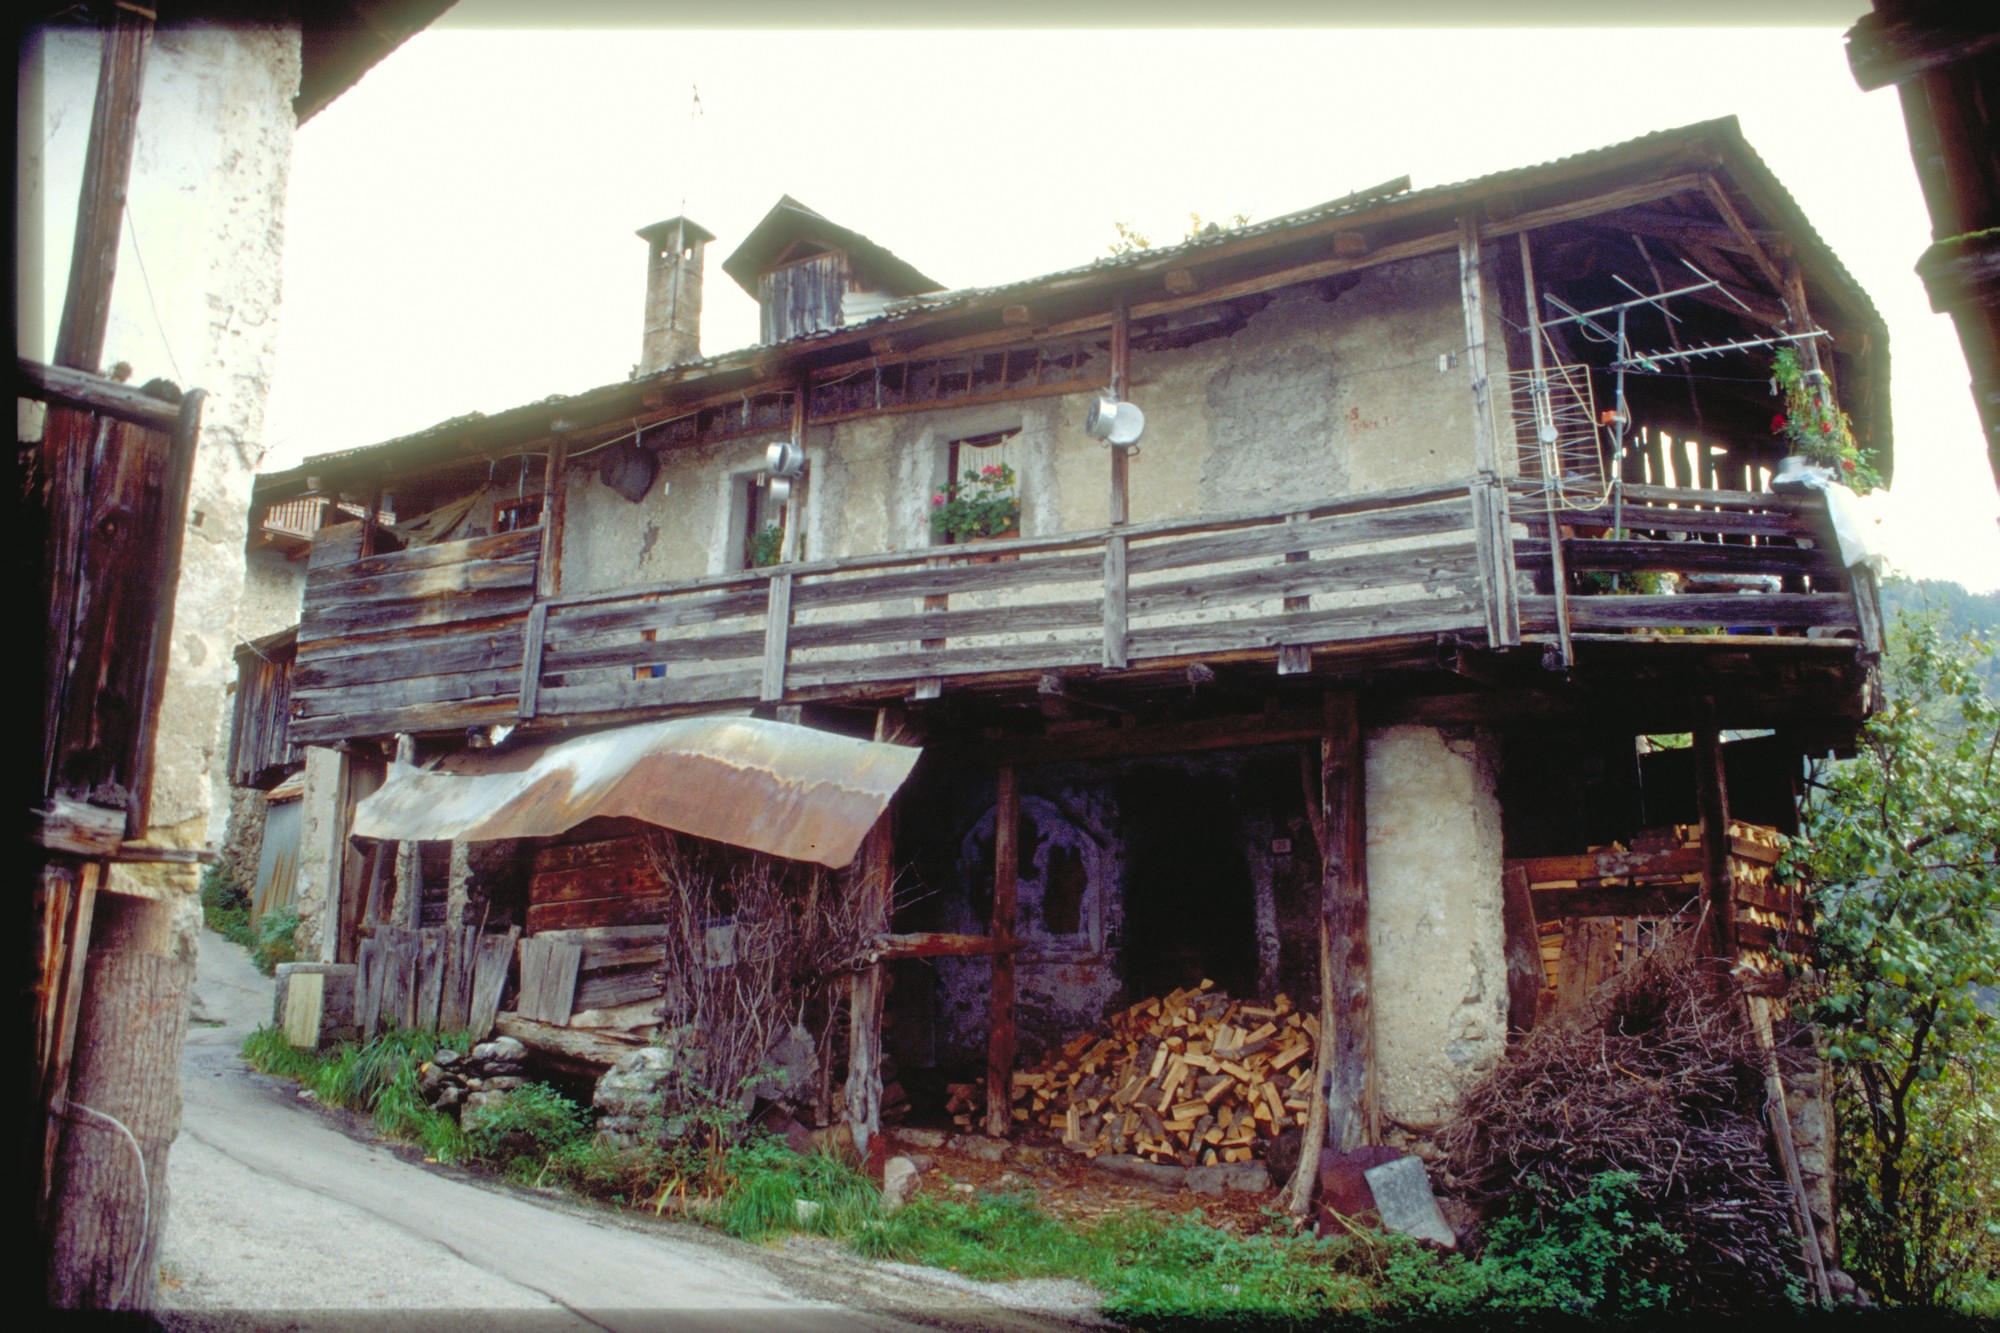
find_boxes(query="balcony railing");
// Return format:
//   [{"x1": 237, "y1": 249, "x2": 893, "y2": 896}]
[{"x1": 288, "y1": 477, "x2": 1875, "y2": 744}]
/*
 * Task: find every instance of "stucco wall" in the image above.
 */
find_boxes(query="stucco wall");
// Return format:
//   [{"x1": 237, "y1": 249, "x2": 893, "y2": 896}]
[
  {"x1": 558, "y1": 253, "x2": 1511, "y2": 594},
  {"x1": 1364, "y1": 724, "x2": 1509, "y2": 1133},
  {"x1": 25, "y1": 24, "x2": 301, "y2": 896}
]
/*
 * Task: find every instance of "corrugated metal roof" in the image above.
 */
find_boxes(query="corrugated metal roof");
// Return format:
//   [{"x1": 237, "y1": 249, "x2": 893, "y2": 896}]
[
  {"x1": 278, "y1": 117, "x2": 1885, "y2": 483},
  {"x1": 352, "y1": 715, "x2": 917, "y2": 868}
]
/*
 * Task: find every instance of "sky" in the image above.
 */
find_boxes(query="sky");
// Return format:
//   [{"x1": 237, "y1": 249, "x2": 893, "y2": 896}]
[{"x1": 255, "y1": 8, "x2": 2000, "y2": 591}]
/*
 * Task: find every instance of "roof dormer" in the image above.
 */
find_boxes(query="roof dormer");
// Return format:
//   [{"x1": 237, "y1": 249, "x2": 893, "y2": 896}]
[{"x1": 721, "y1": 195, "x2": 944, "y2": 344}]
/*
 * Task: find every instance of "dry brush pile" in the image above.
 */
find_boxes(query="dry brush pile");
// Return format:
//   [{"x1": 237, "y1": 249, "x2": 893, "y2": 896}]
[{"x1": 1440, "y1": 950, "x2": 1805, "y2": 1311}]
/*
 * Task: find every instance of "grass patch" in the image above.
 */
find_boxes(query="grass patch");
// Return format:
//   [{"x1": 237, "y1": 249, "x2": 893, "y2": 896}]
[
  {"x1": 244, "y1": 1026, "x2": 1735, "y2": 1323},
  {"x1": 201, "y1": 866, "x2": 300, "y2": 975}
]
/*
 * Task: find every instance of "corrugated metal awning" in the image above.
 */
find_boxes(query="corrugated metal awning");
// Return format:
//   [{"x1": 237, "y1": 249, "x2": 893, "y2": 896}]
[{"x1": 352, "y1": 716, "x2": 918, "y2": 869}]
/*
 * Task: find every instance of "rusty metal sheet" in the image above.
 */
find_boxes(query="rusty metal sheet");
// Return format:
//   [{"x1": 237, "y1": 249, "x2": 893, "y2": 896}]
[{"x1": 352, "y1": 716, "x2": 917, "y2": 869}]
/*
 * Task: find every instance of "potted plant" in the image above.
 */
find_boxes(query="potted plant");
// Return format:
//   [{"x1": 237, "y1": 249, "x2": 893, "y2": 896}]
[
  {"x1": 1769, "y1": 347, "x2": 1879, "y2": 493},
  {"x1": 746, "y1": 522, "x2": 784, "y2": 569},
  {"x1": 929, "y1": 462, "x2": 1021, "y2": 546}
]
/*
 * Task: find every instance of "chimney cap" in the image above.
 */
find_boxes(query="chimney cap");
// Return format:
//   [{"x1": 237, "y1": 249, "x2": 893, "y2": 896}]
[{"x1": 637, "y1": 216, "x2": 716, "y2": 247}]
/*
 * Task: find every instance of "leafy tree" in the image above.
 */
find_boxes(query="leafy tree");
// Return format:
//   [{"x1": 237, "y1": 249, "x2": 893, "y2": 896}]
[{"x1": 1793, "y1": 613, "x2": 2000, "y2": 1305}]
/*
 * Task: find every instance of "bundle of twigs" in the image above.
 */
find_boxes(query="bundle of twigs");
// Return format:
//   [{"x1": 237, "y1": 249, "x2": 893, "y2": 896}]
[{"x1": 1440, "y1": 948, "x2": 1803, "y2": 1310}]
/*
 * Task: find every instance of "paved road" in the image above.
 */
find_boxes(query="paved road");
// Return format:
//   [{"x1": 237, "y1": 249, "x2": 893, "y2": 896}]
[{"x1": 159, "y1": 930, "x2": 1097, "y2": 1332}]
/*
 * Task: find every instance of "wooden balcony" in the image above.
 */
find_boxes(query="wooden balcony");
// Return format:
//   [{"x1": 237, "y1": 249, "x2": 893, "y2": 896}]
[{"x1": 290, "y1": 477, "x2": 1879, "y2": 745}]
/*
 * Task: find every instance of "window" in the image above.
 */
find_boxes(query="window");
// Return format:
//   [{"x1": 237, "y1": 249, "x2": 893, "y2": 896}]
[
  {"x1": 739, "y1": 474, "x2": 789, "y2": 569},
  {"x1": 934, "y1": 428, "x2": 1022, "y2": 545}
]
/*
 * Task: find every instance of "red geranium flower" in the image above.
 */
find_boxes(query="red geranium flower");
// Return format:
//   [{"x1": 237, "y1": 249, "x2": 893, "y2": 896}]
[{"x1": 1771, "y1": 414, "x2": 1787, "y2": 432}]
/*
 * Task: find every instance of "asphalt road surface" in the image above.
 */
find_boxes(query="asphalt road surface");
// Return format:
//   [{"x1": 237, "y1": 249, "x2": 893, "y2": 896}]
[{"x1": 158, "y1": 929, "x2": 1098, "y2": 1333}]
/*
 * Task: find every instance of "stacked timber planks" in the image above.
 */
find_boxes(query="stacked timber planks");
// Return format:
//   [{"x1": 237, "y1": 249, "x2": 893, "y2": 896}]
[{"x1": 1006, "y1": 981, "x2": 1317, "y2": 1167}]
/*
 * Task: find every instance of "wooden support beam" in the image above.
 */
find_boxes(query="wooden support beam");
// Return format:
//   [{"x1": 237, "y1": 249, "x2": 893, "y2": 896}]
[
  {"x1": 1519, "y1": 232, "x2": 1572, "y2": 666},
  {"x1": 1109, "y1": 293, "x2": 1131, "y2": 527},
  {"x1": 1691, "y1": 699, "x2": 1736, "y2": 962},
  {"x1": 52, "y1": 3, "x2": 153, "y2": 372},
  {"x1": 1700, "y1": 174, "x2": 1788, "y2": 296},
  {"x1": 759, "y1": 571, "x2": 794, "y2": 703},
  {"x1": 984, "y1": 765, "x2": 1021, "y2": 1139},
  {"x1": 1102, "y1": 534, "x2": 1128, "y2": 669},
  {"x1": 845, "y1": 708, "x2": 901, "y2": 1158},
  {"x1": 1501, "y1": 867, "x2": 1543, "y2": 1035},
  {"x1": 1284, "y1": 691, "x2": 1369, "y2": 1213},
  {"x1": 1163, "y1": 268, "x2": 1199, "y2": 294},
  {"x1": 538, "y1": 434, "x2": 569, "y2": 598},
  {"x1": 1747, "y1": 994, "x2": 1834, "y2": 1306},
  {"x1": 1458, "y1": 214, "x2": 1499, "y2": 477},
  {"x1": 17, "y1": 358, "x2": 179, "y2": 431}
]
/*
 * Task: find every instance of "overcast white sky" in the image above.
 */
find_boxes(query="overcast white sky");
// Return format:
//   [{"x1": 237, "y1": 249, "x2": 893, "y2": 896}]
[{"x1": 256, "y1": 12, "x2": 2000, "y2": 590}]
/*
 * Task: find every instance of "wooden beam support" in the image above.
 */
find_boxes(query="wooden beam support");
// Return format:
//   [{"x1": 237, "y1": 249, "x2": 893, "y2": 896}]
[
  {"x1": 1102, "y1": 534, "x2": 1128, "y2": 669},
  {"x1": 1700, "y1": 174, "x2": 1788, "y2": 296},
  {"x1": 845, "y1": 708, "x2": 902, "y2": 1158},
  {"x1": 52, "y1": 3, "x2": 153, "y2": 372},
  {"x1": 1459, "y1": 214, "x2": 1499, "y2": 477},
  {"x1": 1690, "y1": 699, "x2": 1736, "y2": 962},
  {"x1": 1519, "y1": 232, "x2": 1571, "y2": 666},
  {"x1": 1109, "y1": 292, "x2": 1131, "y2": 527},
  {"x1": 17, "y1": 358, "x2": 179, "y2": 431},
  {"x1": 538, "y1": 434, "x2": 569, "y2": 598},
  {"x1": 984, "y1": 765, "x2": 1021, "y2": 1138}
]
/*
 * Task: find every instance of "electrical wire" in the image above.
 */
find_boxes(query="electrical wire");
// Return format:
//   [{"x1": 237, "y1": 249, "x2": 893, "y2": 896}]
[
  {"x1": 64, "y1": 1100, "x2": 150, "y2": 1310},
  {"x1": 123, "y1": 202, "x2": 184, "y2": 383}
]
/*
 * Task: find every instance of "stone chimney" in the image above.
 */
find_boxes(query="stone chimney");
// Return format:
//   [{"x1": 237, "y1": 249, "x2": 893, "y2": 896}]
[{"x1": 636, "y1": 216, "x2": 714, "y2": 375}]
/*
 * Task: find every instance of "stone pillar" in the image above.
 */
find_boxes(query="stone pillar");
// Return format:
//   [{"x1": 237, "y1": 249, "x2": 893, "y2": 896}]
[{"x1": 1365, "y1": 725, "x2": 1509, "y2": 1135}]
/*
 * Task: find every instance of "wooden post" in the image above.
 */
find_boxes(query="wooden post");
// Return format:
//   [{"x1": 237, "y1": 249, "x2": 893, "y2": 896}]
[
  {"x1": 780, "y1": 374, "x2": 807, "y2": 563},
  {"x1": 1458, "y1": 214, "x2": 1499, "y2": 477},
  {"x1": 1284, "y1": 692, "x2": 1369, "y2": 1213},
  {"x1": 1748, "y1": 995, "x2": 1834, "y2": 1306},
  {"x1": 1518, "y1": 232, "x2": 1572, "y2": 666},
  {"x1": 52, "y1": 4, "x2": 153, "y2": 372},
  {"x1": 984, "y1": 765, "x2": 1021, "y2": 1138},
  {"x1": 1102, "y1": 533, "x2": 1128, "y2": 669},
  {"x1": 1108, "y1": 292, "x2": 1130, "y2": 527},
  {"x1": 538, "y1": 434, "x2": 569, "y2": 598},
  {"x1": 1691, "y1": 699, "x2": 1736, "y2": 964},
  {"x1": 1501, "y1": 865, "x2": 1543, "y2": 1035},
  {"x1": 844, "y1": 709, "x2": 901, "y2": 1157}
]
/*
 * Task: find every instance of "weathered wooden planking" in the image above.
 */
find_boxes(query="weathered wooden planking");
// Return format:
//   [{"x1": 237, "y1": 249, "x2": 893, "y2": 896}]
[
  {"x1": 300, "y1": 584, "x2": 536, "y2": 641},
  {"x1": 541, "y1": 627, "x2": 765, "y2": 675},
  {"x1": 789, "y1": 597, "x2": 1102, "y2": 652},
  {"x1": 532, "y1": 861, "x2": 665, "y2": 906},
  {"x1": 536, "y1": 667, "x2": 765, "y2": 718},
  {"x1": 287, "y1": 694, "x2": 523, "y2": 746},
  {"x1": 1517, "y1": 538, "x2": 1838, "y2": 579},
  {"x1": 292, "y1": 667, "x2": 524, "y2": 720},
  {"x1": 1125, "y1": 596, "x2": 1484, "y2": 660},
  {"x1": 312, "y1": 527, "x2": 542, "y2": 585},
  {"x1": 295, "y1": 613, "x2": 529, "y2": 685},
  {"x1": 414, "y1": 929, "x2": 446, "y2": 1031},
  {"x1": 1553, "y1": 594, "x2": 1855, "y2": 632},
  {"x1": 467, "y1": 928, "x2": 519, "y2": 1040},
  {"x1": 545, "y1": 585, "x2": 769, "y2": 641},
  {"x1": 519, "y1": 937, "x2": 583, "y2": 1026},
  {"x1": 784, "y1": 639, "x2": 1094, "y2": 691},
  {"x1": 532, "y1": 836, "x2": 653, "y2": 875},
  {"x1": 574, "y1": 966, "x2": 662, "y2": 1013},
  {"x1": 1512, "y1": 847, "x2": 1705, "y2": 882},
  {"x1": 304, "y1": 553, "x2": 537, "y2": 615},
  {"x1": 1517, "y1": 504, "x2": 1809, "y2": 541},
  {"x1": 1127, "y1": 543, "x2": 1479, "y2": 616},
  {"x1": 580, "y1": 942, "x2": 667, "y2": 972},
  {"x1": 792, "y1": 551, "x2": 1102, "y2": 611},
  {"x1": 437, "y1": 927, "x2": 475, "y2": 1032},
  {"x1": 356, "y1": 934, "x2": 387, "y2": 1039},
  {"x1": 527, "y1": 894, "x2": 671, "y2": 934},
  {"x1": 375, "y1": 927, "x2": 419, "y2": 1031},
  {"x1": 1125, "y1": 503, "x2": 1469, "y2": 575}
]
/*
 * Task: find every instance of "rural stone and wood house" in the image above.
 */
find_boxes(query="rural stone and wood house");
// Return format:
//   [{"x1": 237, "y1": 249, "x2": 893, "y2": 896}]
[{"x1": 247, "y1": 119, "x2": 1881, "y2": 1220}]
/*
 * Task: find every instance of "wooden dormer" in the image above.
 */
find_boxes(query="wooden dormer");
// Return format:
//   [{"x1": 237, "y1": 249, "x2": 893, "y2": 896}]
[{"x1": 721, "y1": 195, "x2": 944, "y2": 344}]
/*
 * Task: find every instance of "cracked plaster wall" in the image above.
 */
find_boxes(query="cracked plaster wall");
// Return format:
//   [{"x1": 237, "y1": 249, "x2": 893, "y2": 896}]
[{"x1": 556, "y1": 252, "x2": 1514, "y2": 595}]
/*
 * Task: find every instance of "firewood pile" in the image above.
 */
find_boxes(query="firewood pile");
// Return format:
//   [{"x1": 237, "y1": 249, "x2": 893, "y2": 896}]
[
  {"x1": 992, "y1": 981, "x2": 1318, "y2": 1166},
  {"x1": 1439, "y1": 947, "x2": 1804, "y2": 1311}
]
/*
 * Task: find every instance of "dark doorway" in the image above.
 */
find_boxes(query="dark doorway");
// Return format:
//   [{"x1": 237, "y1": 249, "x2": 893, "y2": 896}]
[{"x1": 1119, "y1": 768, "x2": 1259, "y2": 999}]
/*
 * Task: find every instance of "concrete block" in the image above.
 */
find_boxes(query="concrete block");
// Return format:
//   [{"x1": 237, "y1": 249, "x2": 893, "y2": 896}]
[{"x1": 1363, "y1": 1154, "x2": 1456, "y2": 1248}]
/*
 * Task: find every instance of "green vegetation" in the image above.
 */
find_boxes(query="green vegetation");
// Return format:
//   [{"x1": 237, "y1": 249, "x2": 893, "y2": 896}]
[
  {"x1": 246, "y1": 1023, "x2": 1714, "y2": 1321},
  {"x1": 1792, "y1": 612, "x2": 2000, "y2": 1308},
  {"x1": 200, "y1": 864, "x2": 301, "y2": 975}
]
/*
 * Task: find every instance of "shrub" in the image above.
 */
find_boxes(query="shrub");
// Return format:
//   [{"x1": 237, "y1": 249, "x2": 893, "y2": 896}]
[
  {"x1": 463, "y1": 1082, "x2": 589, "y2": 1167},
  {"x1": 251, "y1": 906, "x2": 301, "y2": 975},
  {"x1": 199, "y1": 865, "x2": 255, "y2": 949}
]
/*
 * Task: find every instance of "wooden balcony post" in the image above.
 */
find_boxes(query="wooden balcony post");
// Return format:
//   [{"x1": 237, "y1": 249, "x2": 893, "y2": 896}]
[
  {"x1": 1691, "y1": 699, "x2": 1736, "y2": 965},
  {"x1": 845, "y1": 708, "x2": 903, "y2": 1158},
  {"x1": 984, "y1": 764, "x2": 1021, "y2": 1137},
  {"x1": 1102, "y1": 533, "x2": 1128, "y2": 669},
  {"x1": 1108, "y1": 291, "x2": 1130, "y2": 527}
]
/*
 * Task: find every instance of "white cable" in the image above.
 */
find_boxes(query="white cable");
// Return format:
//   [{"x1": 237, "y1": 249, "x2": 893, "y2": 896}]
[{"x1": 65, "y1": 1100, "x2": 150, "y2": 1310}]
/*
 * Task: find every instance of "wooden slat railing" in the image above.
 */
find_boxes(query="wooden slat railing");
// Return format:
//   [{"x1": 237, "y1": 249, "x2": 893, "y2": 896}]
[
  {"x1": 525, "y1": 480, "x2": 1491, "y2": 720},
  {"x1": 1512, "y1": 482, "x2": 1868, "y2": 639}
]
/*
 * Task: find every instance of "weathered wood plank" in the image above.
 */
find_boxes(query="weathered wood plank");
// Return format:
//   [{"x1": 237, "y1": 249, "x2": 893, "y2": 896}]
[
  {"x1": 544, "y1": 585, "x2": 770, "y2": 640},
  {"x1": 294, "y1": 617, "x2": 528, "y2": 688},
  {"x1": 527, "y1": 894, "x2": 671, "y2": 934},
  {"x1": 537, "y1": 667, "x2": 764, "y2": 717},
  {"x1": 414, "y1": 929, "x2": 446, "y2": 1031},
  {"x1": 789, "y1": 598, "x2": 1101, "y2": 652},
  {"x1": 300, "y1": 586, "x2": 536, "y2": 641},
  {"x1": 293, "y1": 668, "x2": 524, "y2": 719},
  {"x1": 468, "y1": 929, "x2": 520, "y2": 1040},
  {"x1": 793, "y1": 552, "x2": 1103, "y2": 611},
  {"x1": 573, "y1": 967, "x2": 663, "y2": 1013},
  {"x1": 1554, "y1": 594, "x2": 1855, "y2": 632},
  {"x1": 1516, "y1": 504, "x2": 1809, "y2": 541},
  {"x1": 783, "y1": 640, "x2": 1094, "y2": 690},
  {"x1": 311, "y1": 527, "x2": 542, "y2": 585},
  {"x1": 1128, "y1": 543, "x2": 1478, "y2": 616},
  {"x1": 1517, "y1": 538, "x2": 1836, "y2": 578},
  {"x1": 1512, "y1": 847, "x2": 1705, "y2": 882},
  {"x1": 1125, "y1": 503, "x2": 1470, "y2": 575},
  {"x1": 1533, "y1": 885, "x2": 1703, "y2": 919},
  {"x1": 761, "y1": 571, "x2": 794, "y2": 703},
  {"x1": 286, "y1": 695, "x2": 523, "y2": 746},
  {"x1": 1103, "y1": 534, "x2": 1129, "y2": 669},
  {"x1": 1125, "y1": 597, "x2": 1485, "y2": 660},
  {"x1": 304, "y1": 555, "x2": 537, "y2": 614},
  {"x1": 1501, "y1": 867, "x2": 1543, "y2": 1035},
  {"x1": 540, "y1": 627, "x2": 765, "y2": 675}
]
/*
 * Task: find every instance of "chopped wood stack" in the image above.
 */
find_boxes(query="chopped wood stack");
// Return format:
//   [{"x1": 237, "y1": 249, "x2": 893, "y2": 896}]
[{"x1": 1007, "y1": 981, "x2": 1317, "y2": 1167}]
